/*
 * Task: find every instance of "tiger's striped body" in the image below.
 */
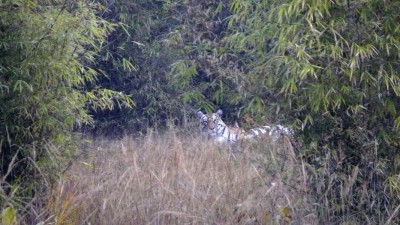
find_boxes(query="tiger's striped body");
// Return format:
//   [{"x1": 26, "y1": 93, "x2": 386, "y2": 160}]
[
  {"x1": 196, "y1": 110, "x2": 297, "y2": 149},
  {"x1": 244, "y1": 124, "x2": 293, "y2": 142}
]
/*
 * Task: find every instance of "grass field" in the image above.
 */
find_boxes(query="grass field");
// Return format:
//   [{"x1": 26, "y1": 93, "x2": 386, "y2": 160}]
[
  {"x1": 28, "y1": 129, "x2": 317, "y2": 225},
  {"x1": 7, "y1": 128, "x2": 399, "y2": 224}
]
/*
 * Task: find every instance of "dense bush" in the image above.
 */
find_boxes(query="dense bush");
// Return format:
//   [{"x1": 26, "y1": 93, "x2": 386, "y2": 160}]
[
  {"x1": 222, "y1": 0, "x2": 400, "y2": 223},
  {"x1": 0, "y1": 0, "x2": 131, "y2": 207},
  {"x1": 89, "y1": 0, "x2": 240, "y2": 134}
]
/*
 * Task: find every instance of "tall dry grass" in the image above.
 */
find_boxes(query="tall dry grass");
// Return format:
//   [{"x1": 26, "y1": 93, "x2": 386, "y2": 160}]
[
  {"x1": 6, "y1": 128, "x2": 399, "y2": 224},
  {"x1": 31, "y1": 129, "x2": 315, "y2": 225}
]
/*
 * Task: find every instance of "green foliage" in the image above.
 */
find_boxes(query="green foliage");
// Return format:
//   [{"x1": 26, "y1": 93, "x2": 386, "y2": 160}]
[
  {"x1": 0, "y1": 0, "x2": 131, "y2": 209},
  {"x1": 89, "y1": 0, "x2": 237, "y2": 133},
  {"x1": 87, "y1": 0, "x2": 178, "y2": 133},
  {"x1": 223, "y1": 0, "x2": 400, "y2": 223},
  {"x1": 1, "y1": 206, "x2": 17, "y2": 225},
  {"x1": 160, "y1": 0, "x2": 242, "y2": 118}
]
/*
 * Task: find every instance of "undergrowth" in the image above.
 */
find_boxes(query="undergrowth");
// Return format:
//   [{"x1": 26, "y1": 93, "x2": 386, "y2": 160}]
[
  {"x1": 18, "y1": 129, "x2": 313, "y2": 224},
  {"x1": 3, "y1": 128, "x2": 398, "y2": 224}
]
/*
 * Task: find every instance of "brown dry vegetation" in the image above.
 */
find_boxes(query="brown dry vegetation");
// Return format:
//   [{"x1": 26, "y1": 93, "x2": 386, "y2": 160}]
[{"x1": 28, "y1": 129, "x2": 316, "y2": 225}]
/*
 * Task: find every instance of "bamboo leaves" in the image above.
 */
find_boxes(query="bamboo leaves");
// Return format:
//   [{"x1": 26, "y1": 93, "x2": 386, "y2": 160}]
[
  {"x1": 0, "y1": 0, "x2": 132, "y2": 204},
  {"x1": 223, "y1": 1, "x2": 400, "y2": 222},
  {"x1": 12, "y1": 80, "x2": 33, "y2": 93}
]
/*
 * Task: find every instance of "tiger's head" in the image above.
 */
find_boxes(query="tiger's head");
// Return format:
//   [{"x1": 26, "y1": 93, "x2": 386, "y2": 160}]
[{"x1": 196, "y1": 109, "x2": 225, "y2": 137}]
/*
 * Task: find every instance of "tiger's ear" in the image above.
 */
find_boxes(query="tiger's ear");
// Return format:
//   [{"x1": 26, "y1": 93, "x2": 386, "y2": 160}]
[
  {"x1": 216, "y1": 109, "x2": 223, "y2": 116},
  {"x1": 196, "y1": 111, "x2": 205, "y2": 118}
]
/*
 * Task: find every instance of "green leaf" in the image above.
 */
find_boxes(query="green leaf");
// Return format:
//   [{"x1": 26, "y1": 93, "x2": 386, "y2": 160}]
[
  {"x1": 13, "y1": 80, "x2": 32, "y2": 93},
  {"x1": 1, "y1": 206, "x2": 17, "y2": 225},
  {"x1": 394, "y1": 116, "x2": 400, "y2": 130}
]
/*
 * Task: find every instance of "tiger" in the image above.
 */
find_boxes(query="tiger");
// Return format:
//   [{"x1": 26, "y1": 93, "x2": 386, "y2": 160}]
[
  {"x1": 196, "y1": 109, "x2": 245, "y2": 143},
  {"x1": 196, "y1": 109, "x2": 299, "y2": 152}
]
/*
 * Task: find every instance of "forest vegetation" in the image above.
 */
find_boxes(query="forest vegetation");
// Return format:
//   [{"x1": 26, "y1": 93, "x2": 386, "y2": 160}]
[{"x1": 1, "y1": 0, "x2": 399, "y2": 224}]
